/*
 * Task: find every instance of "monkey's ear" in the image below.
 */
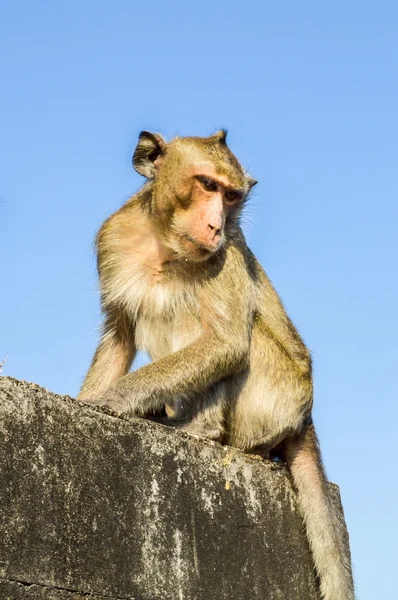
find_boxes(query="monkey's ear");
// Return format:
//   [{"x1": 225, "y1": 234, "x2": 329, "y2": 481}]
[
  {"x1": 247, "y1": 177, "x2": 257, "y2": 190},
  {"x1": 210, "y1": 129, "x2": 227, "y2": 144},
  {"x1": 133, "y1": 131, "x2": 167, "y2": 179}
]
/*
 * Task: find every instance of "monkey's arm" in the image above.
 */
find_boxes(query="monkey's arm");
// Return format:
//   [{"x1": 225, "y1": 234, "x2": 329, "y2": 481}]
[
  {"x1": 98, "y1": 250, "x2": 253, "y2": 415},
  {"x1": 77, "y1": 310, "x2": 136, "y2": 400},
  {"x1": 101, "y1": 334, "x2": 246, "y2": 415}
]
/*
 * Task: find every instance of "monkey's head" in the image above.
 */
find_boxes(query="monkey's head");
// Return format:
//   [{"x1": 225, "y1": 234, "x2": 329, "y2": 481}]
[{"x1": 132, "y1": 130, "x2": 257, "y2": 262}]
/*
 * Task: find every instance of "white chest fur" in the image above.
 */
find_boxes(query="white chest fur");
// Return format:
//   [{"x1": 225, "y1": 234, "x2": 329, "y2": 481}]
[
  {"x1": 103, "y1": 258, "x2": 203, "y2": 360},
  {"x1": 133, "y1": 281, "x2": 203, "y2": 360},
  {"x1": 100, "y1": 213, "x2": 204, "y2": 359}
]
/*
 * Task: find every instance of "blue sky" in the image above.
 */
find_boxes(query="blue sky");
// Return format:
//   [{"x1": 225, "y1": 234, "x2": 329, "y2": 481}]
[{"x1": 1, "y1": 1, "x2": 397, "y2": 597}]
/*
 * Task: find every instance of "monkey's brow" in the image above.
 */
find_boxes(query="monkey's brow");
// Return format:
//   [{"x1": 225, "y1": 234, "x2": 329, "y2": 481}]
[
  {"x1": 196, "y1": 174, "x2": 242, "y2": 192},
  {"x1": 196, "y1": 175, "x2": 217, "y2": 184}
]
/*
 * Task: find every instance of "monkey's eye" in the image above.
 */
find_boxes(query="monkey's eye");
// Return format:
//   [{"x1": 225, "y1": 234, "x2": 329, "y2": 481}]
[
  {"x1": 197, "y1": 176, "x2": 218, "y2": 192},
  {"x1": 224, "y1": 189, "x2": 242, "y2": 204}
]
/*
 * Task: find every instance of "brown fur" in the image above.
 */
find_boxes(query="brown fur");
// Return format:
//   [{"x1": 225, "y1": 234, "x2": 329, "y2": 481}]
[{"x1": 78, "y1": 130, "x2": 354, "y2": 600}]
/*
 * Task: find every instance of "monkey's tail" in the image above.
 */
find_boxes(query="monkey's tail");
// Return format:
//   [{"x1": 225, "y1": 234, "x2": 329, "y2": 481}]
[{"x1": 284, "y1": 422, "x2": 355, "y2": 600}]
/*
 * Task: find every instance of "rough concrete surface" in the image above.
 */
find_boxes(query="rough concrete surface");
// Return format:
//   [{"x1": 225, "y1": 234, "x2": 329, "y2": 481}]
[{"x1": 0, "y1": 376, "x2": 337, "y2": 600}]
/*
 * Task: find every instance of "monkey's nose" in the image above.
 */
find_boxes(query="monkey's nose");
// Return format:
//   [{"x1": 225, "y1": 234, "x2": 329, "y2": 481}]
[{"x1": 208, "y1": 223, "x2": 222, "y2": 237}]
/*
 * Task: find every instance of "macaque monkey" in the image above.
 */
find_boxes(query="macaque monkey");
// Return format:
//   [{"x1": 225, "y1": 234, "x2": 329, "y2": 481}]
[{"x1": 78, "y1": 130, "x2": 354, "y2": 600}]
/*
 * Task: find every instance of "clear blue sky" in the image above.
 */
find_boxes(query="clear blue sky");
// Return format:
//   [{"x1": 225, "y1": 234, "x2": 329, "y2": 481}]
[{"x1": 1, "y1": 2, "x2": 397, "y2": 598}]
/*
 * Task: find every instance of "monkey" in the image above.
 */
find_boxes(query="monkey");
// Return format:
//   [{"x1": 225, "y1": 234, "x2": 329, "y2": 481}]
[{"x1": 78, "y1": 130, "x2": 355, "y2": 600}]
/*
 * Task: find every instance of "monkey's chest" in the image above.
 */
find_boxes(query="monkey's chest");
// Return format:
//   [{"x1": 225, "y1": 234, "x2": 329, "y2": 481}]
[{"x1": 133, "y1": 282, "x2": 203, "y2": 360}]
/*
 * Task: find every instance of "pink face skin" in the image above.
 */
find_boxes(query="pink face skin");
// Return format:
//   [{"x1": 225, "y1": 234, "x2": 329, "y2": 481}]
[{"x1": 169, "y1": 164, "x2": 245, "y2": 261}]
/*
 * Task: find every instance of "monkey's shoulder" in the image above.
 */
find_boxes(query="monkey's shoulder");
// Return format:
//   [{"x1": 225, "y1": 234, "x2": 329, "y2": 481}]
[{"x1": 220, "y1": 238, "x2": 266, "y2": 288}]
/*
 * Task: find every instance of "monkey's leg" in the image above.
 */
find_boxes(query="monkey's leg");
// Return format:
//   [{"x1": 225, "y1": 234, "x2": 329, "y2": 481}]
[
  {"x1": 78, "y1": 311, "x2": 136, "y2": 400},
  {"x1": 227, "y1": 323, "x2": 312, "y2": 451}
]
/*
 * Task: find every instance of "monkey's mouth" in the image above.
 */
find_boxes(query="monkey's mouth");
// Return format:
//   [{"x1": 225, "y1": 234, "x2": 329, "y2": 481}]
[{"x1": 179, "y1": 233, "x2": 222, "y2": 260}]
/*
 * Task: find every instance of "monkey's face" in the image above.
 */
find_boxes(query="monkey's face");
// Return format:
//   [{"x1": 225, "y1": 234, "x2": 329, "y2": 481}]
[
  {"x1": 165, "y1": 168, "x2": 243, "y2": 262},
  {"x1": 133, "y1": 131, "x2": 257, "y2": 263}
]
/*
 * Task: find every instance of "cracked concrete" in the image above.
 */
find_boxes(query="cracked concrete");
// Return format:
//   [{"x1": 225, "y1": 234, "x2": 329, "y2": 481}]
[
  {"x1": 0, "y1": 578, "x2": 127, "y2": 599},
  {"x1": 0, "y1": 376, "x2": 347, "y2": 599}
]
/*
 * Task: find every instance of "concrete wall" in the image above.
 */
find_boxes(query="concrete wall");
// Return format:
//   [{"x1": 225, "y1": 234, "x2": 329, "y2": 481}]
[{"x1": 0, "y1": 377, "x2": 342, "y2": 599}]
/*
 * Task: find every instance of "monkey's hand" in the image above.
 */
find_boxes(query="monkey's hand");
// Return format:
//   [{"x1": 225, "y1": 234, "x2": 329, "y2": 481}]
[
  {"x1": 80, "y1": 375, "x2": 164, "y2": 417},
  {"x1": 100, "y1": 377, "x2": 156, "y2": 416},
  {"x1": 80, "y1": 391, "x2": 128, "y2": 416}
]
